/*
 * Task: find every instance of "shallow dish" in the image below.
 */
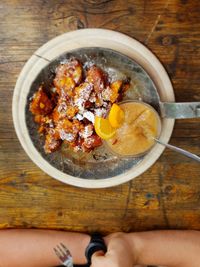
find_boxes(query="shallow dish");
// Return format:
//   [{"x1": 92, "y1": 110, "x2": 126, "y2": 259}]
[{"x1": 12, "y1": 29, "x2": 175, "y2": 188}]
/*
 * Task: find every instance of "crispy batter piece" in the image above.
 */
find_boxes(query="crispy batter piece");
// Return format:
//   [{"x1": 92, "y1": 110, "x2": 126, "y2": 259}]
[
  {"x1": 53, "y1": 59, "x2": 82, "y2": 95},
  {"x1": 110, "y1": 80, "x2": 123, "y2": 103},
  {"x1": 86, "y1": 65, "x2": 106, "y2": 93},
  {"x1": 82, "y1": 135, "x2": 102, "y2": 151},
  {"x1": 44, "y1": 131, "x2": 62, "y2": 154},
  {"x1": 52, "y1": 98, "x2": 79, "y2": 122},
  {"x1": 74, "y1": 82, "x2": 93, "y2": 112},
  {"x1": 30, "y1": 87, "x2": 53, "y2": 115},
  {"x1": 29, "y1": 60, "x2": 130, "y2": 154},
  {"x1": 35, "y1": 115, "x2": 54, "y2": 135}
]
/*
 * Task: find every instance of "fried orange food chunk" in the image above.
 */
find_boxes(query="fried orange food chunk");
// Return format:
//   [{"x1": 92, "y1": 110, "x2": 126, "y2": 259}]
[
  {"x1": 117, "y1": 78, "x2": 131, "y2": 102},
  {"x1": 56, "y1": 118, "x2": 73, "y2": 135},
  {"x1": 66, "y1": 105, "x2": 79, "y2": 119},
  {"x1": 53, "y1": 59, "x2": 82, "y2": 95},
  {"x1": 52, "y1": 98, "x2": 67, "y2": 123},
  {"x1": 110, "y1": 80, "x2": 123, "y2": 103},
  {"x1": 29, "y1": 59, "x2": 131, "y2": 154},
  {"x1": 82, "y1": 135, "x2": 102, "y2": 151},
  {"x1": 74, "y1": 82, "x2": 93, "y2": 112},
  {"x1": 30, "y1": 87, "x2": 53, "y2": 115},
  {"x1": 86, "y1": 65, "x2": 106, "y2": 92},
  {"x1": 34, "y1": 115, "x2": 54, "y2": 135},
  {"x1": 44, "y1": 131, "x2": 62, "y2": 153},
  {"x1": 55, "y1": 118, "x2": 83, "y2": 144},
  {"x1": 52, "y1": 98, "x2": 79, "y2": 122}
]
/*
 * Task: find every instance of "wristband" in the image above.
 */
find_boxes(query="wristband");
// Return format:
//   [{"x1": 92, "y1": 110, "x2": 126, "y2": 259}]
[{"x1": 85, "y1": 233, "x2": 107, "y2": 266}]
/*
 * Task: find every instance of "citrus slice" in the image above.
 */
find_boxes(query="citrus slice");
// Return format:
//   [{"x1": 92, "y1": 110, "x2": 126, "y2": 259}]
[
  {"x1": 108, "y1": 103, "x2": 125, "y2": 128},
  {"x1": 94, "y1": 117, "x2": 116, "y2": 140}
]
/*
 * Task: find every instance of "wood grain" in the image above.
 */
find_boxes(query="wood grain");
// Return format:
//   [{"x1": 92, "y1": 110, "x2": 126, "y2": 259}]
[{"x1": 0, "y1": 0, "x2": 200, "y2": 234}]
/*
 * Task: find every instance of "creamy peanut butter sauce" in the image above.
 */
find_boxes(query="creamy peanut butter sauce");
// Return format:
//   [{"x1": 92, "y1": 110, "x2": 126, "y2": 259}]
[{"x1": 106, "y1": 101, "x2": 161, "y2": 156}]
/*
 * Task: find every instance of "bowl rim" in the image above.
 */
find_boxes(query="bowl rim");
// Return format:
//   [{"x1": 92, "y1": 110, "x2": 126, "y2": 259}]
[{"x1": 12, "y1": 28, "x2": 175, "y2": 188}]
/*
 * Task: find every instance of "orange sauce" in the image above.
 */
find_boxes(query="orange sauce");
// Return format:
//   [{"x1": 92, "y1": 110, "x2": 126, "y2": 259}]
[{"x1": 106, "y1": 101, "x2": 160, "y2": 156}]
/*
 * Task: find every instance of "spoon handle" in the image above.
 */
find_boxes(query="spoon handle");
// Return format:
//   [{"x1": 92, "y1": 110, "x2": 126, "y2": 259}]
[
  {"x1": 160, "y1": 102, "x2": 200, "y2": 119},
  {"x1": 155, "y1": 138, "x2": 200, "y2": 163}
]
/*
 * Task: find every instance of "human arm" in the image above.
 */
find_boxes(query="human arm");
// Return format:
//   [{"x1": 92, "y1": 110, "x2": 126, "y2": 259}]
[
  {"x1": 0, "y1": 229, "x2": 90, "y2": 267},
  {"x1": 92, "y1": 230, "x2": 200, "y2": 267}
]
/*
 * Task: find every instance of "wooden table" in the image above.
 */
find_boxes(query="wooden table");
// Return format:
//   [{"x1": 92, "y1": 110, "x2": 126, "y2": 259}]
[{"x1": 0, "y1": 0, "x2": 200, "y2": 234}]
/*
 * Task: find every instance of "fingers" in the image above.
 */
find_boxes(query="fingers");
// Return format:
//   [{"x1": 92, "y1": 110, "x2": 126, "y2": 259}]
[
  {"x1": 93, "y1": 250, "x2": 105, "y2": 257},
  {"x1": 90, "y1": 250, "x2": 107, "y2": 267},
  {"x1": 91, "y1": 250, "x2": 119, "y2": 267},
  {"x1": 91, "y1": 233, "x2": 132, "y2": 267}
]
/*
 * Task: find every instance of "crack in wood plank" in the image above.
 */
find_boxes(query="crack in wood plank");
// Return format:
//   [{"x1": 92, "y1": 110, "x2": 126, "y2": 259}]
[
  {"x1": 99, "y1": 13, "x2": 130, "y2": 28},
  {"x1": 145, "y1": 14, "x2": 161, "y2": 45},
  {"x1": 158, "y1": 172, "x2": 170, "y2": 228},
  {"x1": 0, "y1": 60, "x2": 26, "y2": 65},
  {"x1": 122, "y1": 180, "x2": 132, "y2": 219},
  {"x1": 85, "y1": 0, "x2": 114, "y2": 5},
  {"x1": 144, "y1": 0, "x2": 170, "y2": 44},
  {"x1": 50, "y1": 8, "x2": 130, "y2": 20}
]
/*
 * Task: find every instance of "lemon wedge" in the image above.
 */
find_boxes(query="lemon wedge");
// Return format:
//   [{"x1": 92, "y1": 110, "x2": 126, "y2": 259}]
[
  {"x1": 94, "y1": 117, "x2": 116, "y2": 140},
  {"x1": 108, "y1": 103, "x2": 125, "y2": 128}
]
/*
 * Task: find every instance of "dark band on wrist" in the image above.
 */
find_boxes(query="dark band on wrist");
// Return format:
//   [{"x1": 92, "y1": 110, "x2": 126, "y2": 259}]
[{"x1": 85, "y1": 233, "x2": 107, "y2": 266}]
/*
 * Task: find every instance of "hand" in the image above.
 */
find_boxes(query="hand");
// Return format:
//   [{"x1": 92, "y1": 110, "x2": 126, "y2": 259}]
[{"x1": 91, "y1": 232, "x2": 136, "y2": 267}]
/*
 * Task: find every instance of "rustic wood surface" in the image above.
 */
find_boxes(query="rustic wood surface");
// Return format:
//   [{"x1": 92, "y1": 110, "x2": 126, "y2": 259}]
[{"x1": 0, "y1": 0, "x2": 200, "y2": 234}]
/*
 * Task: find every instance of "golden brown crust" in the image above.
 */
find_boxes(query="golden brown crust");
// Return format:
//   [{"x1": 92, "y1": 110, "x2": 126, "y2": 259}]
[
  {"x1": 29, "y1": 87, "x2": 53, "y2": 116},
  {"x1": 29, "y1": 60, "x2": 130, "y2": 154}
]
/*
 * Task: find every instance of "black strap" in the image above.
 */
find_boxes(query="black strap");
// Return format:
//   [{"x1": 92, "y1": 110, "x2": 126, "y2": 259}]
[{"x1": 85, "y1": 233, "x2": 107, "y2": 266}]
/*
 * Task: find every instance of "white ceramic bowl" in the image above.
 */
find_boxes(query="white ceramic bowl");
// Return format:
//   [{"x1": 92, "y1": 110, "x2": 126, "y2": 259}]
[{"x1": 12, "y1": 29, "x2": 175, "y2": 188}]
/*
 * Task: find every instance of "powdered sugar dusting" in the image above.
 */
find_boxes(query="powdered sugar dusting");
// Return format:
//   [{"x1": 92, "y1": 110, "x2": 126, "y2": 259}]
[
  {"x1": 58, "y1": 102, "x2": 67, "y2": 113},
  {"x1": 89, "y1": 92, "x2": 96, "y2": 103},
  {"x1": 74, "y1": 97, "x2": 85, "y2": 113},
  {"x1": 79, "y1": 124, "x2": 93, "y2": 139},
  {"x1": 75, "y1": 113, "x2": 84, "y2": 120},
  {"x1": 95, "y1": 108, "x2": 108, "y2": 118},
  {"x1": 102, "y1": 86, "x2": 112, "y2": 101},
  {"x1": 83, "y1": 111, "x2": 95, "y2": 123},
  {"x1": 59, "y1": 130, "x2": 75, "y2": 142},
  {"x1": 83, "y1": 61, "x2": 95, "y2": 69},
  {"x1": 74, "y1": 83, "x2": 93, "y2": 113}
]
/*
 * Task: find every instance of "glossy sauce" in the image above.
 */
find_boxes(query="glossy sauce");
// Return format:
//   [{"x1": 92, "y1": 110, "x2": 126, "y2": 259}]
[{"x1": 106, "y1": 102, "x2": 161, "y2": 156}]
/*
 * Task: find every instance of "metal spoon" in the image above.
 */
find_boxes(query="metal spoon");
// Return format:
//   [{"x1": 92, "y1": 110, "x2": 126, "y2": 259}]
[
  {"x1": 133, "y1": 101, "x2": 200, "y2": 162},
  {"x1": 154, "y1": 138, "x2": 200, "y2": 163},
  {"x1": 146, "y1": 101, "x2": 200, "y2": 163}
]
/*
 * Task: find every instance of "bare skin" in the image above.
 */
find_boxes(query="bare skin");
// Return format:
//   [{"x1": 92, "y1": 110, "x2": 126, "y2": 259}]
[
  {"x1": 1, "y1": 229, "x2": 200, "y2": 267},
  {"x1": 92, "y1": 231, "x2": 200, "y2": 267},
  {"x1": 0, "y1": 229, "x2": 89, "y2": 267}
]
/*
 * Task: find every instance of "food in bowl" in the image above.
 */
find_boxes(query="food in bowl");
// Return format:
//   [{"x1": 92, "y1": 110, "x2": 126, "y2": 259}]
[
  {"x1": 105, "y1": 101, "x2": 161, "y2": 157},
  {"x1": 29, "y1": 58, "x2": 130, "y2": 154}
]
